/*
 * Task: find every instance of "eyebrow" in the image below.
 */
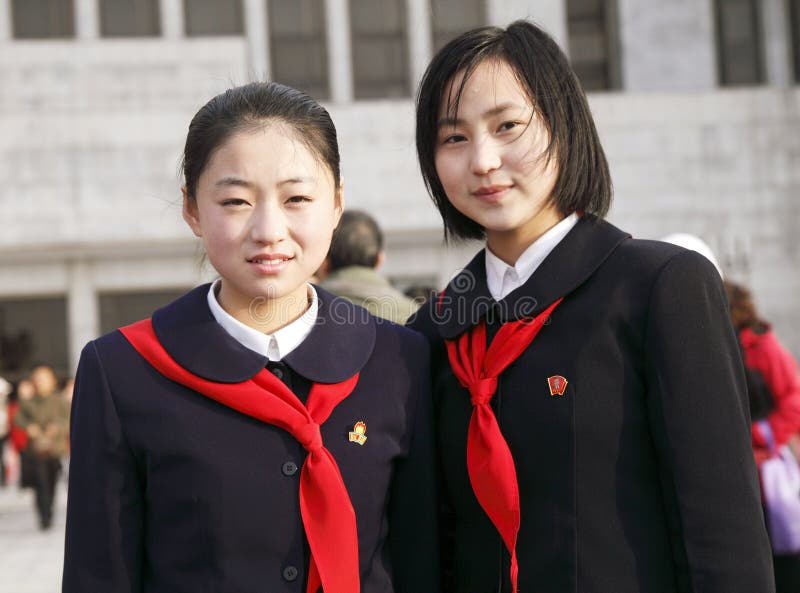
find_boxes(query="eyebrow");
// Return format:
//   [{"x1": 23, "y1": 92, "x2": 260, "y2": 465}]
[
  {"x1": 436, "y1": 102, "x2": 525, "y2": 128},
  {"x1": 215, "y1": 177, "x2": 253, "y2": 189},
  {"x1": 214, "y1": 176, "x2": 313, "y2": 189},
  {"x1": 278, "y1": 176, "x2": 313, "y2": 186}
]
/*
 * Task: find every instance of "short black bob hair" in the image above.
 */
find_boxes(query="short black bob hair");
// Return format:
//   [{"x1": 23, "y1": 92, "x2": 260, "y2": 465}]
[{"x1": 415, "y1": 20, "x2": 612, "y2": 242}]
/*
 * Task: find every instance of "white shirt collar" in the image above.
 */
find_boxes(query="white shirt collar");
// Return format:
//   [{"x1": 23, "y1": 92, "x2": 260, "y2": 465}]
[
  {"x1": 206, "y1": 280, "x2": 318, "y2": 361},
  {"x1": 485, "y1": 213, "x2": 580, "y2": 301}
]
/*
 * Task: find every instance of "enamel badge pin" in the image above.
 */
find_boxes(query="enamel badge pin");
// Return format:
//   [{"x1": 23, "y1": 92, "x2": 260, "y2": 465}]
[
  {"x1": 547, "y1": 375, "x2": 568, "y2": 396},
  {"x1": 348, "y1": 421, "x2": 368, "y2": 445}
]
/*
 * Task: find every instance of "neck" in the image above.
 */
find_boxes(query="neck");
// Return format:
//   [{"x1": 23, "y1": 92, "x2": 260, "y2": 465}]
[
  {"x1": 486, "y1": 206, "x2": 564, "y2": 266},
  {"x1": 218, "y1": 282, "x2": 310, "y2": 335}
]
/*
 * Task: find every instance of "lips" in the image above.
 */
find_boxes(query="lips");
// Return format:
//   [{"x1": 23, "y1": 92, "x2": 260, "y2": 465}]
[
  {"x1": 472, "y1": 184, "x2": 513, "y2": 203},
  {"x1": 249, "y1": 257, "x2": 290, "y2": 265},
  {"x1": 247, "y1": 254, "x2": 293, "y2": 275}
]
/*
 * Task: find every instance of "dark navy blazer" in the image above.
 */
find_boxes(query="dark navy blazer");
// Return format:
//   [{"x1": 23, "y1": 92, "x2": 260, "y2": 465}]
[
  {"x1": 409, "y1": 215, "x2": 774, "y2": 593},
  {"x1": 63, "y1": 285, "x2": 439, "y2": 593}
]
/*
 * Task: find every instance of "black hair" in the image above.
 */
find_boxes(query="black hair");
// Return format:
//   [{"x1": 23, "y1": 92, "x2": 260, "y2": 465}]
[
  {"x1": 327, "y1": 210, "x2": 384, "y2": 271},
  {"x1": 182, "y1": 81, "x2": 341, "y2": 200},
  {"x1": 416, "y1": 20, "x2": 612, "y2": 241}
]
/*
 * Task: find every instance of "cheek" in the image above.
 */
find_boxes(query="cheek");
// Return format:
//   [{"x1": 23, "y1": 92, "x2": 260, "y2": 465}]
[
  {"x1": 296, "y1": 209, "x2": 337, "y2": 256},
  {"x1": 200, "y1": 218, "x2": 243, "y2": 252},
  {"x1": 512, "y1": 143, "x2": 551, "y2": 178},
  {"x1": 435, "y1": 154, "x2": 461, "y2": 192}
]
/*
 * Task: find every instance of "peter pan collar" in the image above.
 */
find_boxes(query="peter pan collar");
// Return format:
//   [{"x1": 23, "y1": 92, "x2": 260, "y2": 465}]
[
  {"x1": 434, "y1": 214, "x2": 630, "y2": 340},
  {"x1": 150, "y1": 283, "x2": 376, "y2": 383},
  {"x1": 206, "y1": 279, "x2": 318, "y2": 361}
]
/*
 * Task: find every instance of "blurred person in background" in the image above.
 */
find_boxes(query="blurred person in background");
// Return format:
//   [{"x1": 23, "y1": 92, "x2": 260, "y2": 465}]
[
  {"x1": 62, "y1": 377, "x2": 75, "y2": 404},
  {"x1": 725, "y1": 280, "x2": 800, "y2": 593},
  {"x1": 321, "y1": 210, "x2": 419, "y2": 324},
  {"x1": 14, "y1": 365, "x2": 70, "y2": 529},
  {"x1": 0, "y1": 376, "x2": 10, "y2": 487},
  {"x1": 9, "y1": 378, "x2": 35, "y2": 488}
]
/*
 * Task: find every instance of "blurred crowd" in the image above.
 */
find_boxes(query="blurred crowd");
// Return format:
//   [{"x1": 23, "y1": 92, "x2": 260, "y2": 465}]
[{"x1": 0, "y1": 365, "x2": 72, "y2": 530}]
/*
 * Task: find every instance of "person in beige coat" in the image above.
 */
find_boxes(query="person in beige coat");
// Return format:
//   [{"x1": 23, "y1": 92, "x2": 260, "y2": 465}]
[
  {"x1": 321, "y1": 210, "x2": 419, "y2": 324},
  {"x1": 15, "y1": 365, "x2": 69, "y2": 529}
]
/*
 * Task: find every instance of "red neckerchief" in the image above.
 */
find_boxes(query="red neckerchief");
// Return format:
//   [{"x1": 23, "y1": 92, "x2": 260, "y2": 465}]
[
  {"x1": 442, "y1": 297, "x2": 562, "y2": 593},
  {"x1": 121, "y1": 319, "x2": 360, "y2": 593}
]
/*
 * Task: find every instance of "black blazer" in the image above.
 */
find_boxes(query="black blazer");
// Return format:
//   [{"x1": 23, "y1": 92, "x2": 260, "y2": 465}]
[
  {"x1": 409, "y1": 216, "x2": 774, "y2": 593},
  {"x1": 63, "y1": 285, "x2": 439, "y2": 593}
]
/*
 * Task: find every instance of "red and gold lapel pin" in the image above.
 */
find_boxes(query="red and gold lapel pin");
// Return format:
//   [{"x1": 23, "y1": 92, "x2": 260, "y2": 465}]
[
  {"x1": 547, "y1": 375, "x2": 568, "y2": 396},
  {"x1": 348, "y1": 421, "x2": 368, "y2": 445}
]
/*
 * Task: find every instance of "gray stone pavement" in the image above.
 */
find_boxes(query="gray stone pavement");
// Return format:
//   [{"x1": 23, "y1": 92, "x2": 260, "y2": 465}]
[{"x1": 0, "y1": 479, "x2": 67, "y2": 593}]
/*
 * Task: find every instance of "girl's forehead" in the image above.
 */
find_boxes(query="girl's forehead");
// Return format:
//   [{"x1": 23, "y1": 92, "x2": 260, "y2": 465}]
[
  {"x1": 440, "y1": 59, "x2": 532, "y2": 117},
  {"x1": 213, "y1": 128, "x2": 317, "y2": 173},
  {"x1": 199, "y1": 126, "x2": 335, "y2": 190}
]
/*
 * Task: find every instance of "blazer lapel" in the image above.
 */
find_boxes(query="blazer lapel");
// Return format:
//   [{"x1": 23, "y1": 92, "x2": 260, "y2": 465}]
[{"x1": 435, "y1": 215, "x2": 630, "y2": 339}]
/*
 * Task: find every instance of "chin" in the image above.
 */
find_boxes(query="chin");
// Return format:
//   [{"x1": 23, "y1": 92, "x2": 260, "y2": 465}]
[{"x1": 479, "y1": 219, "x2": 522, "y2": 234}]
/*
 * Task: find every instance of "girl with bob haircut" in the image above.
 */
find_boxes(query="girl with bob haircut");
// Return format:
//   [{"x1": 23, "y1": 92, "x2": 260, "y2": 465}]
[
  {"x1": 63, "y1": 81, "x2": 439, "y2": 593},
  {"x1": 410, "y1": 20, "x2": 773, "y2": 593}
]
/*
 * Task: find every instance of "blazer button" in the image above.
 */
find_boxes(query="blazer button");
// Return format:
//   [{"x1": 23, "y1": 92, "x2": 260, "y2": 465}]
[
  {"x1": 282, "y1": 565, "x2": 299, "y2": 582},
  {"x1": 282, "y1": 461, "x2": 298, "y2": 476},
  {"x1": 271, "y1": 366, "x2": 284, "y2": 379}
]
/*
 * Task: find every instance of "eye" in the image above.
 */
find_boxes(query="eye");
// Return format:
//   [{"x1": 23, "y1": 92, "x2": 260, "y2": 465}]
[
  {"x1": 442, "y1": 134, "x2": 467, "y2": 145},
  {"x1": 498, "y1": 121, "x2": 521, "y2": 132},
  {"x1": 221, "y1": 198, "x2": 249, "y2": 207},
  {"x1": 286, "y1": 195, "x2": 312, "y2": 204}
]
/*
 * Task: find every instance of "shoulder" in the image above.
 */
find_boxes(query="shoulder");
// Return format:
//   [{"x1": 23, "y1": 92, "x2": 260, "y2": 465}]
[
  {"x1": 84, "y1": 285, "x2": 208, "y2": 366},
  {"x1": 83, "y1": 328, "x2": 135, "y2": 364},
  {"x1": 609, "y1": 237, "x2": 723, "y2": 291},
  {"x1": 74, "y1": 330, "x2": 140, "y2": 392},
  {"x1": 613, "y1": 237, "x2": 696, "y2": 271}
]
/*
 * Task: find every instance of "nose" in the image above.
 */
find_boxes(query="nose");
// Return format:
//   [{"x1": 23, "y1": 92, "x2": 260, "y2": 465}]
[
  {"x1": 470, "y1": 136, "x2": 501, "y2": 176},
  {"x1": 249, "y1": 201, "x2": 287, "y2": 244}
]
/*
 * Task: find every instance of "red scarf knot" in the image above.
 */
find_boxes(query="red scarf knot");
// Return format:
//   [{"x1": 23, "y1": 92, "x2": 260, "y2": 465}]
[
  {"x1": 469, "y1": 377, "x2": 498, "y2": 405},
  {"x1": 445, "y1": 297, "x2": 563, "y2": 593},
  {"x1": 296, "y1": 422, "x2": 323, "y2": 452}
]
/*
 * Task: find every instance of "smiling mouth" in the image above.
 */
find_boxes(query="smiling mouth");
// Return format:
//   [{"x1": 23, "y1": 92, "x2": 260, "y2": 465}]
[
  {"x1": 247, "y1": 256, "x2": 293, "y2": 275},
  {"x1": 248, "y1": 257, "x2": 291, "y2": 265},
  {"x1": 473, "y1": 185, "x2": 513, "y2": 203}
]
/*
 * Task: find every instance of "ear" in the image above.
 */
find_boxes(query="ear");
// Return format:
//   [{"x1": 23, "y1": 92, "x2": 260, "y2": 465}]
[
  {"x1": 182, "y1": 187, "x2": 203, "y2": 238},
  {"x1": 333, "y1": 181, "x2": 345, "y2": 226}
]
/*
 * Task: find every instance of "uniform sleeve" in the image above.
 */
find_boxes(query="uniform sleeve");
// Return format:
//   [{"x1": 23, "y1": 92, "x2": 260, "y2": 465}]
[
  {"x1": 643, "y1": 251, "x2": 774, "y2": 593},
  {"x1": 387, "y1": 332, "x2": 441, "y2": 593},
  {"x1": 62, "y1": 341, "x2": 144, "y2": 593}
]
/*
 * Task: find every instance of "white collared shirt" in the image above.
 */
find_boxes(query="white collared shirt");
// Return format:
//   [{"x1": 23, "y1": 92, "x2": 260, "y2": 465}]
[
  {"x1": 206, "y1": 280, "x2": 318, "y2": 361},
  {"x1": 485, "y1": 213, "x2": 580, "y2": 301}
]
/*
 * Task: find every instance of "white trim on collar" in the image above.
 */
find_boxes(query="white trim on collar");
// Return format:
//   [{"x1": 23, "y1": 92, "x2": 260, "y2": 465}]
[
  {"x1": 206, "y1": 280, "x2": 318, "y2": 361},
  {"x1": 485, "y1": 213, "x2": 580, "y2": 301}
]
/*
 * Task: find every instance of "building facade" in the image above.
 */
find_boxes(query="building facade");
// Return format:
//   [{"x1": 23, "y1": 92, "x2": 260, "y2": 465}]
[{"x1": 0, "y1": 0, "x2": 798, "y2": 375}]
